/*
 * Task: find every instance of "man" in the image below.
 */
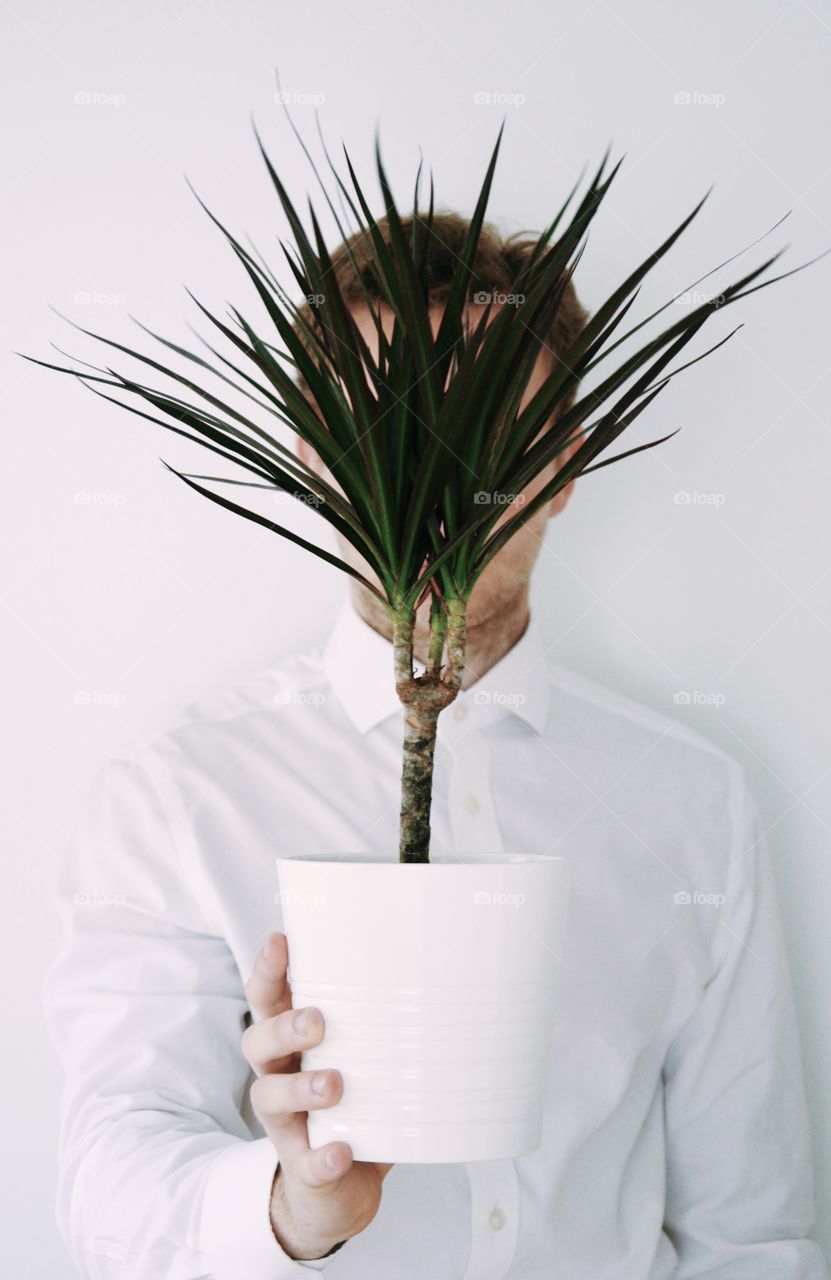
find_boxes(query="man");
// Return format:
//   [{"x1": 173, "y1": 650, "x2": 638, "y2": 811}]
[{"x1": 44, "y1": 214, "x2": 827, "y2": 1278}]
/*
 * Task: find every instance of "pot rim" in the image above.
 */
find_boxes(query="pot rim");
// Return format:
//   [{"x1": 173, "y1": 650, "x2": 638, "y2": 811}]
[{"x1": 275, "y1": 852, "x2": 570, "y2": 866}]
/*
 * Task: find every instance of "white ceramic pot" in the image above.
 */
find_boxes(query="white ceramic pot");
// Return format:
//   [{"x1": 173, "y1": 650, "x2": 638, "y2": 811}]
[{"x1": 275, "y1": 853, "x2": 571, "y2": 1163}]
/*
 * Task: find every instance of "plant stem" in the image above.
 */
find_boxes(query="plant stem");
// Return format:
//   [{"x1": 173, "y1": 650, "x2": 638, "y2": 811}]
[
  {"x1": 426, "y1": 590, "x2": 448, "y2": 676},
  {"x1": 398, "y1": 698, "x2": 441, "y2": 864},
  {"x1": 393, "y1": 598, "x2": 467, "y2": 864}
]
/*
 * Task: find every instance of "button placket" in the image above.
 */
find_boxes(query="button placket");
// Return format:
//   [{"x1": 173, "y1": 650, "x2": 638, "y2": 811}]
[
  {"x1": 461, "y1": 1159, "x2": 519, "y2": 1280},
  {"x1": 438, "y1": 705, "x2": 503, "y2": 855}
]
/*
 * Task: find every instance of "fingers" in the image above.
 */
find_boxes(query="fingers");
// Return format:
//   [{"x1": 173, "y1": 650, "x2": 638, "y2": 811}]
[
  {"x1": 242, "y1": 1003, "x2": 324, "y2": 1075},
  {"x1": 251, "y1": 1067, "x2": 343, "y2": 1131},
  {"x1": 245, "y1": 932, "x2": 293, "y2": 1021},
  {"x1": 251, "y1": 1068, "x2": 344, "y2": 1174},
  {"x1": 289, "y1": 1140, "x2": 354, "y2": 1189},
  {"x1": 276, "y1": 1145, "x2": 393, "y2": 1197},
  {"x1": 260, "y1": 1107, "x2": 309, "y2": 1166}
]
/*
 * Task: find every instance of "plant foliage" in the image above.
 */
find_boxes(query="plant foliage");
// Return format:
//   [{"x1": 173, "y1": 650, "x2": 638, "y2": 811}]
[{"x1": 21, "y1": 114, "x2": 822, "y2": 860}]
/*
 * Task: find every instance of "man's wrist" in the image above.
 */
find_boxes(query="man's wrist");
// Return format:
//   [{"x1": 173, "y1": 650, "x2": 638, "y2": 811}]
[{"x1": 269, "y1": 1163, "x2": 347, "y2": 1262}]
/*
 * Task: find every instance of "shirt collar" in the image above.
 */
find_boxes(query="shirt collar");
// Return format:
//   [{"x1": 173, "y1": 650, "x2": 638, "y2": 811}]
[{"x1": 322, "y1": 597, "x2": 551, "y2": 736}]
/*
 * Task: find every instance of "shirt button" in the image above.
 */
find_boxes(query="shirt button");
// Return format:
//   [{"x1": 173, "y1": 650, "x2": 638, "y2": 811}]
[
  {"x1": 488, "y1": 1207, "x2": 506, "y2": 1232},
  {"x1": 452, "y1": 703, "x2": 468, "y2": 722},
  {"x1": 463, "y1": 793, "x2": 480, "y2": 813}
]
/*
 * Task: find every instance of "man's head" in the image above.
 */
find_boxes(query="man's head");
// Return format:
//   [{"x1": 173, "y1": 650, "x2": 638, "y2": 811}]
[{"x1": 291, "y1": 212, "x2": 589, "y2": 633}]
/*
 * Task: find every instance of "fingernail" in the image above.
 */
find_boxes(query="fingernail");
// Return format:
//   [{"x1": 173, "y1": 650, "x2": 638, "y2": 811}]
[
  {"x1": 293, "y1": 1009, "x2": 309, "y2": 1035},
  {"x1": 310, "y1": 1071, "x2": 329, "y2": 1096},
  {"x1": 325, "y1": 1148, "x2": 340, "y2": 1170}
]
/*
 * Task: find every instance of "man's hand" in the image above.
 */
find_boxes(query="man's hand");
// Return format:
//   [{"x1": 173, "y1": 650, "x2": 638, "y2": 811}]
[{"x1": 243, "y1": 932, "x2": 394, "y2": 1262}]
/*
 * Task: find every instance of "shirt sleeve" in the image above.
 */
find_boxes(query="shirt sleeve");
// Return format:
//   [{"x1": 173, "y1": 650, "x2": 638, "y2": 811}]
[
  {"x1": 662, "y1": 767, "x2": 828, "y2": 1278},
  {"x1": 42, "y1": 752, "x2": 339, "y2": 1279}
]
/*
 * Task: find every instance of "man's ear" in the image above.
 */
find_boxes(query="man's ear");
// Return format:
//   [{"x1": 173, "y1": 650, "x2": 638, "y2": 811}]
[
  {"x1": 293, "y1": 388, "x2": 330, "y2": 474},
  {"x1": 295, "y1": 435, "x2": 329, "y2": 478},
  {"x1": 547, "y1": 434, "x2": 582, "y2": 520},
  {"x1": 295, "y1": 435, "x2": 317, "y2": 468},
  {"x1": 295, "y1": 431, "x2": 342, "y2": 495}
]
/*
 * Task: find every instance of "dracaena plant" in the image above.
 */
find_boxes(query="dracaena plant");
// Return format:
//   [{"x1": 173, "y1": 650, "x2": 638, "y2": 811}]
[{"x1": 22, "y1": 120, "x2": 819, "y2": 863}]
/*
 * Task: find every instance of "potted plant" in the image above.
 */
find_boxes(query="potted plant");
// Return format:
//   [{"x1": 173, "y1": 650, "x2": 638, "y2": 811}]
[{"x1": 22, "y1": 117, "x2": 817, "y2": 1164}]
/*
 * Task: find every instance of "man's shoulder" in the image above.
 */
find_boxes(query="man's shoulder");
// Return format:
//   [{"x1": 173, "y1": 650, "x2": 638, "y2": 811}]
[
  {"x1": 122, "y1": 637, "x2": 329, "y2": 770},
  {"x1": 542, "y1": 659, "x2": 744, "y2": 802}
]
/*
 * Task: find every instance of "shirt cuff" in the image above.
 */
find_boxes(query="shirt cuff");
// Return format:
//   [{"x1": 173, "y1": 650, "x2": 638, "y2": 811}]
[{"x1": 200, "y1": 1137, "x2": 338, "y2": 1277}]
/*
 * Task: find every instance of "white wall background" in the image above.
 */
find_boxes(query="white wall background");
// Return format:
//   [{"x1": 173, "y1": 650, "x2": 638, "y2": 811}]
[{"x1": 2, "y1": 0, "x2": 829, "y2": 1272}]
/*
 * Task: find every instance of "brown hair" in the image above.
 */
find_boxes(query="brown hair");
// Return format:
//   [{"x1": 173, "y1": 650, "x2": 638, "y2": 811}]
[{"x1": 291, "y1": 210, "x2": 589, "y2": 415}]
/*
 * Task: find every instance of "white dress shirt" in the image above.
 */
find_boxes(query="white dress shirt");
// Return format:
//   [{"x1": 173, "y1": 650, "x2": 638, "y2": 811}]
[{"x1": 44, "y1": 598, "x2": 827, "y2": 1279}]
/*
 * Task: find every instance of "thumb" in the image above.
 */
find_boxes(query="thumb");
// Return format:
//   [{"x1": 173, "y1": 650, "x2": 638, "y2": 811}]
[{"x1": 245, "y1": 932, "x2": 293, "y2": 1019}]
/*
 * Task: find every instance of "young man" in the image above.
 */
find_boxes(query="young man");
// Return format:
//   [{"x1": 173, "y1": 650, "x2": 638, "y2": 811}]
[{"x1": 44, "y1": 215, "x2": 827, "y2": 1279}]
